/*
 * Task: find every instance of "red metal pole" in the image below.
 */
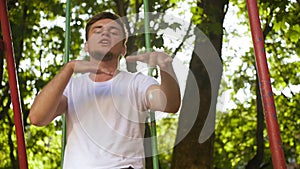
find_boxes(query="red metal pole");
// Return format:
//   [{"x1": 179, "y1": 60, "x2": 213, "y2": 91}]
[
  {"x1": 246, "y1": 0, "x2": 286, "y2": 168},
  {"x1": 0, "y1": 0, "x2": 28, "y2": 168}
]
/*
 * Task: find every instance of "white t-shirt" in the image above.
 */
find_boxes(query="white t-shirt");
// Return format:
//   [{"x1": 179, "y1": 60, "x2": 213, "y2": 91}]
[{"x1": 62, "y1": 71, "x2": 158, "y2": 169}]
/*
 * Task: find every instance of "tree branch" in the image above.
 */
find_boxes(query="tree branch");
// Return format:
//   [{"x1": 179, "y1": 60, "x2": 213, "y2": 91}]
[
  {"x1": 262, "y1": 7, "x2": 274, "y2": 39},
  {"x1": 172, "y1": 19, "x2": 193, "y2": 58}
]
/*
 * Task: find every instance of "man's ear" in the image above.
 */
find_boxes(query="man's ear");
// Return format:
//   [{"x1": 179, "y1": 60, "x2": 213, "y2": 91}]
[
  {"x1": 122, "y1": 44, "x2": 127, "y2": 56},
  {"x1": 84, "y1": 41, "x2": 88, "y2": 52}
]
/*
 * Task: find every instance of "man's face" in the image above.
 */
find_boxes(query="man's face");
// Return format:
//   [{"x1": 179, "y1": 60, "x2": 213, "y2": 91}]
[{"x1": 85, "y1": 18, "x2": 126, "y2": 61}]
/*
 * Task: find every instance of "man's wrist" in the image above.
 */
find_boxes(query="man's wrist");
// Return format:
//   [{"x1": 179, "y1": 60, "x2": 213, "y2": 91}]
[{"x1": 66, "y1": 60, "x2": 76, "y2": 72}]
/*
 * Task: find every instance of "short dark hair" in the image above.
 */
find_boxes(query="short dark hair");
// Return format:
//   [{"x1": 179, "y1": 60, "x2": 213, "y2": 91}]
[{"x1": 85, "y1": 12, "x2": 128, "y2": 45}]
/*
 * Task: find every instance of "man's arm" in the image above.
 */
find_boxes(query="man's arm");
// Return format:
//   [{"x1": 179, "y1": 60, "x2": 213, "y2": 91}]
[
  {"x1": 29, "y1": 60, "x2": 104, "y2": 126},
  {"x1": 29, "y1": 62, "x2": 74, "y2": 126},
  {"x1": 146, "y1": 64, "x2": 181, "y2": 113},
  {"x1": 126, "y1": 52, "x2": 181, "y2": 113}
]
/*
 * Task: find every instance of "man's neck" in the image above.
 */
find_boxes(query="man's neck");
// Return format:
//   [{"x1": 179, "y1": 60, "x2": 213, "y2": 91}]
[{"x1": 89, "y1": 57, "x2": 119, "y2": 82}]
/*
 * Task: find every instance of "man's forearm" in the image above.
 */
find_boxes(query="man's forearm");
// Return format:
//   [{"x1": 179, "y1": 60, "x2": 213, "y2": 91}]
[
  {"x1": 159, "y1": 64, "x2": 181, "y2": 113},
  {"x1": 29, "y1": 62, "x2": 74, "y2": 126}
]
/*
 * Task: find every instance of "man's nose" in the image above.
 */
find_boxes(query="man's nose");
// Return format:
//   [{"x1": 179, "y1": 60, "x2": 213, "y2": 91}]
[{"x1": 101, "y1": 29, "x2": 110, "y2": 37}]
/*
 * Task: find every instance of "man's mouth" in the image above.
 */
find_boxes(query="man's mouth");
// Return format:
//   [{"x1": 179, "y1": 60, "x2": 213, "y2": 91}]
[{"x1": 99, "y1": 39, "x2": 111, "y2": 45}]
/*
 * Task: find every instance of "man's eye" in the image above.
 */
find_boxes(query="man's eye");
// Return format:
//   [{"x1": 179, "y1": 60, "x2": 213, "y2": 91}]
[{"x1": 110, "y1": 31, "x2": 118, "y2": 35}]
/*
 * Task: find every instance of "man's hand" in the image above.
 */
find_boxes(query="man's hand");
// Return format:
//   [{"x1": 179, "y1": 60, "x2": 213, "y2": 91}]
[
  {"x1": 126, "y1": 52, "x2": 173, "y2": 70},
  {"x1": 126, "y1": 51, "x2": 181, "y2": 113},
  {"x1": 69, "y1": 60, "x2": 115, "y2": 76}
]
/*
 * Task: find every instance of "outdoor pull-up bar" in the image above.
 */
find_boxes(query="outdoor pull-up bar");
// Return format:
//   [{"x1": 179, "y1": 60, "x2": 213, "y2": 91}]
[
  {"x1": 61, "y1": 0, "x2": 71, "y2": 168},
  {"x1": 0, "y1": 0, "x2": 288, "y2": 168},
  {"x1": 246, "y1": 0, "x2": 287, "y2": 168},
  {"x1": 0, "y1": 0, "x2": 28, "y2": 168}
]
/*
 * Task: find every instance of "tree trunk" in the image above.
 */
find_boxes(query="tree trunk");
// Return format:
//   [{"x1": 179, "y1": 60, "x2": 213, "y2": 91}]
[
  {"x1": 171, "y1": 0, "x2": 228, "y2": 168},
  {"x1": 172, "y1": 52, "x2": 214, "y2": 169}
]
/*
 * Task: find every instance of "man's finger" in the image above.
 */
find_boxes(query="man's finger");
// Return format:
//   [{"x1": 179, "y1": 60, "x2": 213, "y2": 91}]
[
  {"x1": 148, "y1": 52, "x2": 156, "y2": 68},
  {"x1": 126, "y1": 54, "x2": 148, "y2": 62}
]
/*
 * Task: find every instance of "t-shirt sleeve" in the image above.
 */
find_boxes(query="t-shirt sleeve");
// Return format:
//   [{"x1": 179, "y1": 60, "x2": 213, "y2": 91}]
[
  {"x1": 63, "y1": 78, "x2": 73, "y2": 98},
  {"x1": 132, "y1": 72, "x2": 158, "y2": 111}
]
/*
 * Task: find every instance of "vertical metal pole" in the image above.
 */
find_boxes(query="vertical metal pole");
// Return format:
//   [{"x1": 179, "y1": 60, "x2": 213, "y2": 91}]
[
  {"x1": 143, "y1": 1, "x2": 151, "y2": 53},
  {"x1": 0, "y1": 0, "x2": 28, "y2": 168},
  {"x1": 61, "y1": 0, "x2": 71, "y2": 168},
  {"x1": 246, "y1": 0, "x2": 287, "y2": 168},
  {"x1": 143, "y1": 0, "x2": 159, "y2": 169}
]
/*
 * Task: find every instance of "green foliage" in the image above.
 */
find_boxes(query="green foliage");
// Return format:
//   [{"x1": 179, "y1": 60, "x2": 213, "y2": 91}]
[
  {"x1": 215, "y1": 0, "x2": 300, "y2": 168},
  {"x1": 215, "y1": 101, "x2": 267, "y2": 168},
  {"x1": 191, "y1": 6, "x2": 204, "y2": 25},
  {"x1": 26, "y1": 122, "x2": 62, "y2": 169},
  {"x1": 156, "y1": 116, "x2": 178, "y2": 168},
  {"x1": 1, "y1": 0, "x2": 79, "y2": 168},
  {"x1": 3, "y1": 0, "x2": 298, "y2": 168},
  {"x1": 1, "y1": 0, "x2": 185, "y2": 168}
]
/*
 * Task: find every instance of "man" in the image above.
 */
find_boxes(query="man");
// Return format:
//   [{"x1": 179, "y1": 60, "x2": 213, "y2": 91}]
[{"x1": 29, "y1": 12, "x2": 180, "y2": 169}]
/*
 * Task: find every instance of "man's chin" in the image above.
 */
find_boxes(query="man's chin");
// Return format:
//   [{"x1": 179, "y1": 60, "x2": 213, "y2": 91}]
[{"x1": 90, "y1": 51, "x2": 115, "y2": 61}]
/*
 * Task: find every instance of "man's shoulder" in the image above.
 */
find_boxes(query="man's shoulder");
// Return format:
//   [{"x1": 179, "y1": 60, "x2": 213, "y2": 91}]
[
  {"x1": 118, "y1": 71, "x2": 158, "y2": 87},
  {"x1": 68, "y1": 73, "x2": 89, "y2": 85},
  {"x1": 119, "y1": 70, "x2": 149, "y2": 78}
]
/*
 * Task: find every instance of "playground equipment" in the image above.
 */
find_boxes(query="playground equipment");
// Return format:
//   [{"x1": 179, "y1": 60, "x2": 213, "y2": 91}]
[
  {"x1": 0, "y1": 0, "x2": 28, "y2": 169},
  {"x1": 60, "y1": 0, "x2": 71, "y2": 167},
  {"x1": 143, "y1": 0, "x2": 160, "y2": 168},
  {"x1": 246, "y1": 0, "x2": 286, "y2": 168},
  {"x1": 0, "y1": 0, "x2": 287, "y2": 168}
]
